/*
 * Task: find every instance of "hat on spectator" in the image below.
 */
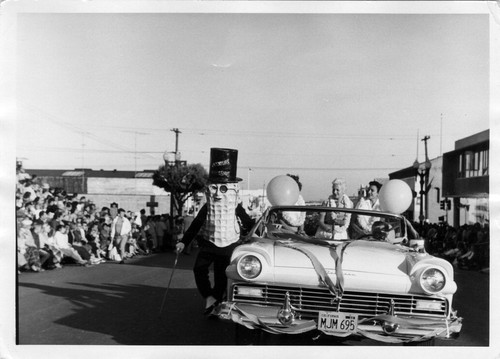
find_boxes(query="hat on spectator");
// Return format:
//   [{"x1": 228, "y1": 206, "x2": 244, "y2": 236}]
[{"x1": 42, "y1": 183, "x2": 50, "y2": 189}]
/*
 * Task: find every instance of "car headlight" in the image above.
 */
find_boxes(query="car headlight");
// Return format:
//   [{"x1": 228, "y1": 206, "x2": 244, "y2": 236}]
[
  {"x1": 420, "y1": 268, "x2": 446, "y2": 293},
  {"x1": 237, "y1": 255, "x2": 262, "y2": 279}
]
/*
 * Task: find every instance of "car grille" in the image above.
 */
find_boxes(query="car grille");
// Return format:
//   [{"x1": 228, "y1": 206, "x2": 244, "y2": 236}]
[{"x1": 231, "y1": 283, "x2": 448, "y2": 319}]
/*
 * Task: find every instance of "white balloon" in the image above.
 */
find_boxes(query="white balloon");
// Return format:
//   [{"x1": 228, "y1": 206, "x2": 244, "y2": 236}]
[
  {"x1": 266, "y1": 176, "x2": 300, "y2": 206},
  {"x1": 379, "y1": 179, "x2": 413, "y2": 214}
]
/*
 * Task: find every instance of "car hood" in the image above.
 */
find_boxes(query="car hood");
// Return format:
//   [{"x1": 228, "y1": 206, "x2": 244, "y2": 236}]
[{"x1": 274, "y1": 239, "x2": 410, "y2": 276}]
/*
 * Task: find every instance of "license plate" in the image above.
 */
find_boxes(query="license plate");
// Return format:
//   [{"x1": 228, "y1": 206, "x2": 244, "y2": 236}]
[{"x1": 317, "y1": 311, "x2": 358, "y2": 334}]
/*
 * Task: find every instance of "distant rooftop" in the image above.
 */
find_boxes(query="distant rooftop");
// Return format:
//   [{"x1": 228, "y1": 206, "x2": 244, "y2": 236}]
[
  {"x1": 455, "y1": 129, "x2": 489, "y2": 150},
  {"x1": 26, "y1": 168, "x2": 157, "y2": 179}
]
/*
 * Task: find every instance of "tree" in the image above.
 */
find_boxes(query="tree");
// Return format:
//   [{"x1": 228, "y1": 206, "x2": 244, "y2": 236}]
[{"x1": 152, "y1": 163, "x2": 208, "y2": 217}]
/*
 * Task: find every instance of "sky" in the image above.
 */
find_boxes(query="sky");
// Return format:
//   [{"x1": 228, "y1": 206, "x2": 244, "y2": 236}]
[{"x1": 10, "y1": 3, "x2": 495, "y2": 203}]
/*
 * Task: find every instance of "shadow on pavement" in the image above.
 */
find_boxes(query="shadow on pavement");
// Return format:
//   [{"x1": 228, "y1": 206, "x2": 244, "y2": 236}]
[
  {"x1": 18, "y1": 280, "x2": 235, "y2": 345},
  {"x1": 124, "y1": 250, "x2": 198, "y2": 271}
]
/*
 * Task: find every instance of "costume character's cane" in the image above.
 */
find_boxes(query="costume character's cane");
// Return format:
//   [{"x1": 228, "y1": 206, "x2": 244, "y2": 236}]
[{"x1": 159, "y1": 250, "x2": 180, "y2": 316}]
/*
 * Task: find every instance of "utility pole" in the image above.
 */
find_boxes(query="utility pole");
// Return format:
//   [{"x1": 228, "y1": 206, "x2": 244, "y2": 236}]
[
  {"x1": 81, "y1": 132, "x2": 86, "y2": 194},
  {"x1": 248, "y1": 168, "x2": 251, "y2": 191},
  {"x1": 422, "y1": 135, "x2": 430, "y2": 157},
  {"x1": 171, "y1": 128, "x2": 181, "y2": 163},
  {"x1": 440, "y1": 113, "x2": 443, "y2": 156},
  {"x1": 169, "y1": 128, "x2": 182, "y2": 239},
  {"x1": 422, "y1": 135, "x2": 431, "y2": 222}
]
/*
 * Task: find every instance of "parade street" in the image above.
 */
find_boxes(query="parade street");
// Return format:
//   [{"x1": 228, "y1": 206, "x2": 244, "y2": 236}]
[{"x1": 16, "y1": 249, "x2": 488, "y2": 348}]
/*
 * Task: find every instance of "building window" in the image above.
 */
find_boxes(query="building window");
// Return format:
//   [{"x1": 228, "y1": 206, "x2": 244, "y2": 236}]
[
  {"x1": 459, "y1": 154, "x2": 463, "y2": 177},
  {"x1": 460, "y1": 149, "x2": 488, "y2": 178},
  {"x1": 482, "y1": 149, "x2": 489, "y2": 176}
]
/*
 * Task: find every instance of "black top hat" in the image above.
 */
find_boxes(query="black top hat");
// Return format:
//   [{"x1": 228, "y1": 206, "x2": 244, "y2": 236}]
[{"x1": 208, "y1": 148, "x2": 242, "y2": 183}]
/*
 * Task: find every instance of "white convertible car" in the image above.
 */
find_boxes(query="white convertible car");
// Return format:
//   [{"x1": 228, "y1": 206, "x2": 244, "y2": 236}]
[{"x1": 216, "y1": 206, "x2": 462, "y2": 345}]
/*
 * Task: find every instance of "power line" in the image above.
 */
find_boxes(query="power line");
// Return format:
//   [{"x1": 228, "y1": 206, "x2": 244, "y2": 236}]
[
  {"x1": 19, "y1": 102, "x2": 157, "y2": 161},
  {"x1": 18, "y1": 146, "x2": 411, "y2": 158},
  {"x1": 18, "y1": 106, "x2": 428, "y2": 141},
  {"x1": 172, "y1": 127, "x2": 415, "y2": 141}
]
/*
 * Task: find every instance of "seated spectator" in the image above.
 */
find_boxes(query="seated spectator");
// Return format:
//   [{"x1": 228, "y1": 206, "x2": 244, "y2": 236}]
[
  {"x1": 86, "y1": 222, "x2": 106, "y2": 263},
  {"x1": 442, "y1": 240, "x2": 466, "y2": 266},
  {"x1": 39, "y1": 183, "x2": 52, "y2": 201},
  {"x1": 38, "y1": 210, "x2": 49, "y2": 223},
  {"x1": 40, "y1": 222, "x2": 64, "y2": 268},
  {"x1": 131, "y1": 222, "x2": 149, "y2": 255},
  {"x1": 53, "y1": 224, "x2": 89, "y2": 266},
  {"x1": 100, "y1": 206, "x2": 111, "y2": 218},
  {"x1": 46, "y1": 198, "x2": 59, "y2": 214},
  {"x1": 68, "y1": 222, "x2": 96, "y2": 264},
  {"x1": 98, "y1": 214, "x2": 112, "y2": 258},
  {"x1": 31, "y1": 219, "x2": 59, "y2": 269},
  {"x1": 22, "y1": 180, "x2": 36, "y2": 203},
  {"x1": 18, "y1": 218, "x2": 48, "y2": 272}
]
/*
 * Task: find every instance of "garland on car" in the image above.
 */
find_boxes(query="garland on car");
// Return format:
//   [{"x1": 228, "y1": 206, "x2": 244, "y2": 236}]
[{"x1": 269, "y1": 231, "x2": 352, "y2": 299}]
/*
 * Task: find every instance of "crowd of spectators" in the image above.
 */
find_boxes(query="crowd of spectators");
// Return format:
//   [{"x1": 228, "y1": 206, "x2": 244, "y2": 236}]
[
  {"x1": 16, "y1": 167, "x2": 186, "y2": 273},
  {"x1": 413, "y1": 221, "x2": 490, "y2": 273}
]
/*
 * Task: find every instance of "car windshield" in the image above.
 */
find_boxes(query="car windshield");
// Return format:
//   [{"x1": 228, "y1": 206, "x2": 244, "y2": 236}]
[{"x1": 253, "y1": 206, "x2": 407, "y2": 243}]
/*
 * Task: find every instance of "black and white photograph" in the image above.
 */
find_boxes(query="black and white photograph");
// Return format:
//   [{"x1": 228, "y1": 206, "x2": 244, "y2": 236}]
[{"x1": 1, "y1": 1, "x2": 498, "y2": 358}]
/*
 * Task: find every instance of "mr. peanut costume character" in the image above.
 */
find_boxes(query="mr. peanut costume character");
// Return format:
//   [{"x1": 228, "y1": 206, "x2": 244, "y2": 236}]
[{"x1": 176, "y1": 148, "x2": 254, "y2": 314}]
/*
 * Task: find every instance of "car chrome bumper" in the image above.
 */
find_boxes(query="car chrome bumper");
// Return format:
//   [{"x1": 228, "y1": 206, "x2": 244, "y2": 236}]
[{"x1": 216, "y1": 302, "x2": 462, "y2": 344}]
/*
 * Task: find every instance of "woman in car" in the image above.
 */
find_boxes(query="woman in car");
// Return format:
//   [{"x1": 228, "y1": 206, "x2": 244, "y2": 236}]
[
  {"x1": 350, "y1": 180, "x2": 382, "y2": 238},
  {"x1": 315, "y1": 178, "x2": 353, "y2": 239}
]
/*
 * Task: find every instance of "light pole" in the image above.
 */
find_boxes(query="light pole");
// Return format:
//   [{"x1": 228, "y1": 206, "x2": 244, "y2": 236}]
[
  {"x1": 412, "y1": 137, "x2": 432, "y2": 225},
  {"x1": 163, "y1": 150, "x2": 176, "y2": 223},
  {"x1": 247, "y1": 168, "x2": 252, "y2": 191},
  {"x1": 163, "y1": 148, "x2": 187, "y2": 243}
]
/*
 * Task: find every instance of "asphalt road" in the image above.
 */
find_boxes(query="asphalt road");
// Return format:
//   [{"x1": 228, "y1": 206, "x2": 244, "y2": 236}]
[
  {"x1": 14, "y1": 249, "x2": 489, "y2": 350},
  {"x1": 16, "y1": 250, "x2": 235, "y2": 346}
]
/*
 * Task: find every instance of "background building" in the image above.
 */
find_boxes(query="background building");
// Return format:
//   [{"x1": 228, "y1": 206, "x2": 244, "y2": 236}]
[
  {"x1": 442, "y1": 130, "x2": 489, "y2": 226},
  {"x1": 389, "y1": 129, "x2": 489, "y2": 227},
  {"x1": 26, "y1": 168, "x2": 171, "y2": 215}
]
